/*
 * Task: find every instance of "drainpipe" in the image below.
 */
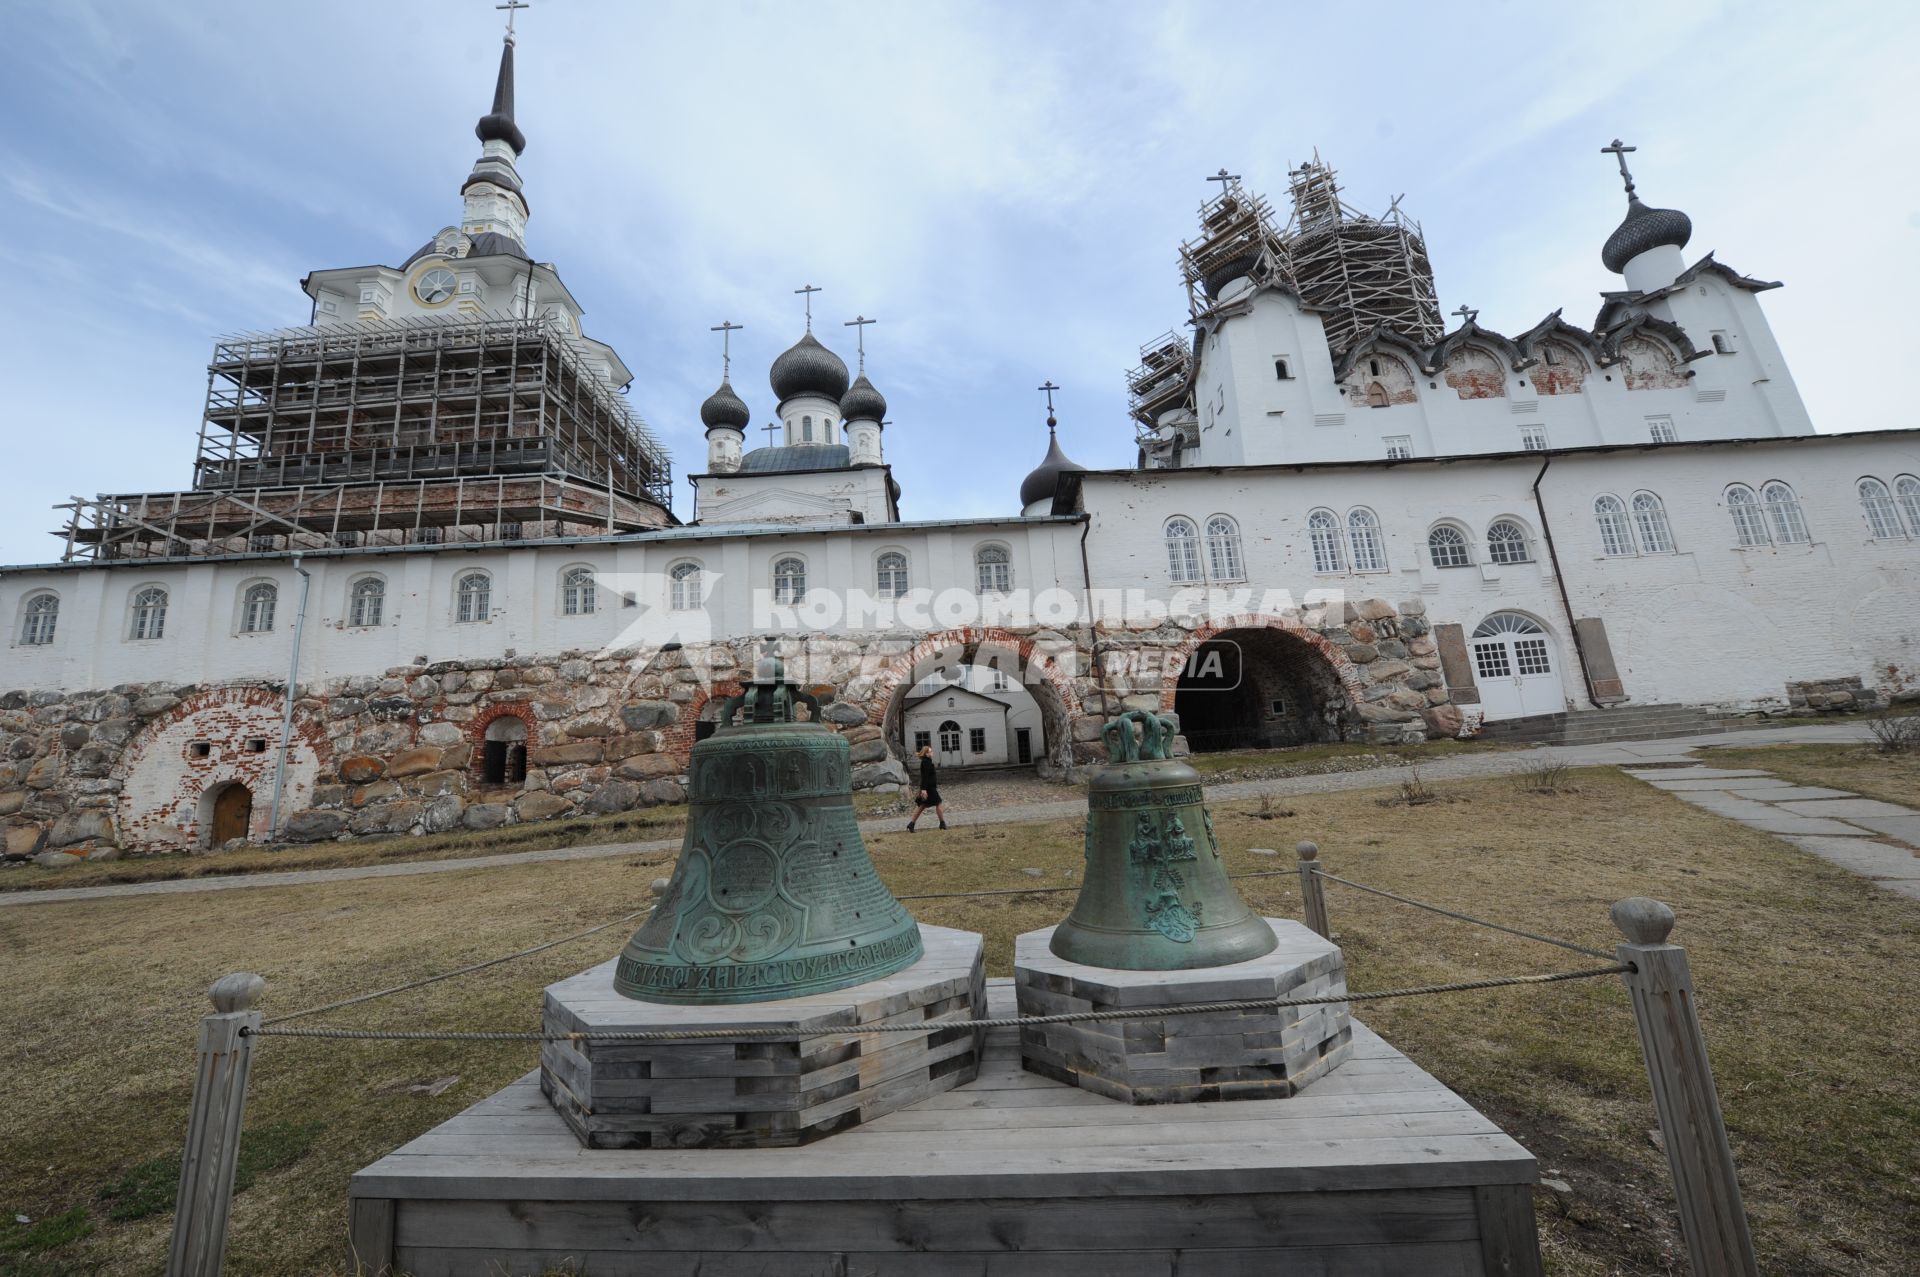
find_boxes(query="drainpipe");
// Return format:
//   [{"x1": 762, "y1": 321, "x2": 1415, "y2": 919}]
[
  {"x1": 1529, "y1": 456, "x2": 1604, "y2": 710},
  {"x1": 268, "y1": 554, "x2": 313, "y2": 839}
]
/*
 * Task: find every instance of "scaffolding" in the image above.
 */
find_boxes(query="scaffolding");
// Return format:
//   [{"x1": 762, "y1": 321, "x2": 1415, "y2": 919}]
[
  {"x1": 1178, "y1": 177, "x2": 1293, "y2": 316},
  {"x1": 1282, "y1": 154, "x2": 1443, "y2": 352},
  {"x1": 57, "y1": 316, "x2": 675, "y2": 562},
  {"x1": 1125, "y1": 330, "x2": 1195, "y2": 431}
]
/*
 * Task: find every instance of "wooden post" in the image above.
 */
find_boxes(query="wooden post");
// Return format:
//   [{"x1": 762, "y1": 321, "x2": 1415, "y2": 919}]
[
  {"x1": 1296, "y1": 841, "x2": 1330, "y2": 939},
  {"x1": 167, "y1": 973, "x2": 266, "y2": 1277},
  {"x1": 1611, "y1": 898, "x2": 1759, "y2": 1277}
]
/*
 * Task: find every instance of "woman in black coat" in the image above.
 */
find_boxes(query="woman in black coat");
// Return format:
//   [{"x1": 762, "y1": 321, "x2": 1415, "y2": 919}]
[{"x1": 907, "y1": 745, "x2": 947, "y2": 831}]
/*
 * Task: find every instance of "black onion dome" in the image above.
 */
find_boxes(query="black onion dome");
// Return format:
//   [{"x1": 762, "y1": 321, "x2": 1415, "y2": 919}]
[
  {"x1": 840, "y1": 373, "x2": 887, "y2": 422},
  {"x1": 700, "y1": 378, "x2": 751, "y2": 431},
  {"x1": 474, "y1": 40, "x2": 527, "y2": 155},
  {"x1": 1602, "y1": 197, "x2": 1692, "y2": 274},
  {"x1": 1020, "y1": 426, "x2": 1086, "y2": 509},
  {"x1": 1201, "y1": 249, "x2": 1263, "y2": 298},
  {"x1": 769, "y1": 331, "x2": 850, "y2": 403}
]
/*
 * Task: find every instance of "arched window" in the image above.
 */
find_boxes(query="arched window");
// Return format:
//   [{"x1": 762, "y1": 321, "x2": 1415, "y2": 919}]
[
  {"x1": 670, "y1": 561, "x2": 704, "y2": 611},
  {"x1": 772, "y1": 556, "x2": 806, "y2": 605},
  {"x1": 482, "y1": 715, "x2": 528, "y2": 786},
  {"x1": 1307, "y1": 509, "x2": 1345, "y2": 573},
  {"x1": 19, "y1": 592, "x2": 57, "y2": 646},
  {"x1": 1164, "y1": 518, "x2": 1201, "y2": 583},
  {"x1": 975, "y1": 544, "x2": 1012, "y2": 594},
  {"x1": 1897, "y1": 475, "x2": 1920, "y2": 537},
  {"x1": 1593, "y1": 495, "x2": 1634, "y2": 557},
  {"x1": 1427, "y1": 525, "x2": 1471, "y2": 568},
  {"x1": 1630, "y1": 491, "x2": 1675, "y2": 554},
  {"x1": 1346, "y1": 508, "x2": 1386, "y2": 571},
  {"x1": 1204, "y1": 516, "x2": 1244, "y2": 581},
  {"x1": 801, "y1": 414, "x2": 813, "y2": 443},
  {"x1": 1486, "y1": 520, "x2": 1531, "y2": 565},
  {"x1": 1725, "y1": 485, "x2": 1768, "y2": 547},
  {"x1": 561, "y1": 567, "x2": 596, "y2": 615},
  {"x1": 938, "y1": 720, "x2": 962, "y2": 754},
  {"x1": 1858, "y1": 478, "x2": 1904, "y2": 540},
  {"x1": 455, "y1": 571, "x2": 492, "y2": 623},
  {"x1": 240, "y1": 582, "x2": 277, "y2": 633},
  {"x1": 349, "y1": 576, "x2": 385, "y2": 628},
  {"x1": 1762, "y1": 481, "x2": 1810, "y2": 544},
  {"x1": 875, "y1": 551, "x2": 909, "y2": 598},
  {"x1": 130, "y1": 586, "x2": 168, "y2": 641}
]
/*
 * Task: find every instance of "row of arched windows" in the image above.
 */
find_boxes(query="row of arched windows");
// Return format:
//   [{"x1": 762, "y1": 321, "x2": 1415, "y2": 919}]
[
  {"x1": 1593, "y1": 493, "x2": 1676, "y2": 557},
  {"x1": 1163, "y1": 516, "x2": 1244, "y2": 583},
  {"x1": 1723, "y1": 482, "x2": 1808, "y2": 548},
  {"x1": 764, "y1": 545, "x2": 1015, "y2": 605},
  {"x1": 1424, "y1": 519, "x2": 1537, "y2": 569},
  {"x1": 1859, "y1": 475, "x2": 1920, "y2": 541}
]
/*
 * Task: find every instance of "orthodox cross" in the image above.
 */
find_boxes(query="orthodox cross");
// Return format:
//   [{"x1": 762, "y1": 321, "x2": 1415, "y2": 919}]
[
  {"x1": 794, "y1": 283, "x2": 822, "y2": 330},
  {"x1": 1038, "y1": 380, "x2": 1060, "y2": 427},
  {"x1": 762, "y1": 422, "x2": 780, "y2": 445},
  {"x1": 1602, "y1": 138, "x2": 1638, "y2": 198},
  {"x1": 843, "y1": 315, "x2": 876, "y2": 372},
  {"x1": 1206, "y1": 169, "x2": 1240, "y2": 195},
  {"x1": 496, "y1": 0, "x2": 529, "y2": 42},
  {"x1": 1452, "y1": 303, "x2": 1479, "y2": 326},
  {"x1": 709, "y1": 319, "x2": 742, "y2": 379}
]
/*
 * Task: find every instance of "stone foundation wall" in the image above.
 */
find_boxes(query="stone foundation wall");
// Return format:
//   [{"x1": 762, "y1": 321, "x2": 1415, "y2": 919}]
[
  {"x1": 2, "y1": 601, "x2": 1453, "y2": 863},
  {"x1": 1782, "y1": 676, "x2": 1885, "y2": 715}
]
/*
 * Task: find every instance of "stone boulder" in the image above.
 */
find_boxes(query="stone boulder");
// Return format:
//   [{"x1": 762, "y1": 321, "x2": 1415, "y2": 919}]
[
  {"x1": 620, "y1": 701, "x2": 680, "y2": 731},
  {"x1": 463, "y1": 803, "x2": 512, "y2": 830},
  {"x1": 420, "y1": 794, "x2": 467, "y2": 834},
  {"x1": 339, "y1": 755, "x2": 386, "y2": 784},
  {"x1": 514, "y1": 792, "x2": 575, "y2": 822},
  {"x1": 388, "y1": 747, "x2": 443, "y2": 779},
  {"x1": 49, "y1": 809, "x2": 116, "y2": 849},
  {"x1": 822, "y1": 701, "x2": 868, "y2": 726},
  {"x1": 33, "y1": 850, "x2": 79, "y2": 869},
  {"x1": 848, "y1": 737, "x2": 890, "y2": 764},
  {"x1": 852, "y1": 760, "x2": 909, "y2": 789},
  {"x1": 418, "y1": 721, "x2": 466, "y2": 748},
  {"x1": 0, "y1": 791, "x2": 25, "y2": 816},
  {"x1": 4, "y1": 825, "x2": 46, "y2": 859},
  {"x1": 615, "y1": 754, "x2": 680, "y2": 781},
  {"x1": 1422, "y1": 705, "x2": 1466, "y2": 739},
  {"x1": 582, "y1": 780, "x2": 642, "y2": 814},
  {"x1": 285, "y1": 809, "x2": 348, "y2": 842},
  {"x1": 531, "y1": 741, "x2": 603, "y2": 767},
  {"x1": 639, "y1": 779, "x2": 686, "y2": 806}
]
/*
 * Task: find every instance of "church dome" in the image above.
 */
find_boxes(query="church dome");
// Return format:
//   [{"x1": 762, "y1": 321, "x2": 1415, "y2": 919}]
[
  {"x1": 699, "y1": 378, "x2": 750, "y2": 431},
  {"x1": 1201, "y1": 249, "x2": 1264, "y2": 299},
  {"x1": 839, "y1": 374, "x2": 887, "y2": 422},
  {"x1": 769, "y1": 331, "x2": 850, "y2": 403},
  {"x1": 1020, "y1": 423, "x2": 1087, "y2": 510},
  {"x1": 1601, "y1": 197, "x2": 1692, "y2": 274}
]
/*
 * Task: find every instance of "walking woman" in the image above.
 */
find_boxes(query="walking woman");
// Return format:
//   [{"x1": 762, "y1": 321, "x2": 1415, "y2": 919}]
[{"x1": 907, "y1": 744, "x2": 947, "y2": 831}]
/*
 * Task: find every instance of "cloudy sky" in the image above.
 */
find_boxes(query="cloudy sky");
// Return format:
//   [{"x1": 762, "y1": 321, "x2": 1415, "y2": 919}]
[{"x1": 2, "y1": 0, "x2": 1915, "y2": 564}]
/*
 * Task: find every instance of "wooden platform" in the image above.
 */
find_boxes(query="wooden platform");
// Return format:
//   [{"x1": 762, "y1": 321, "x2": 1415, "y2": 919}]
[{"x1": 349, "y1": 980, "x2": 1542, "y2": 1276}]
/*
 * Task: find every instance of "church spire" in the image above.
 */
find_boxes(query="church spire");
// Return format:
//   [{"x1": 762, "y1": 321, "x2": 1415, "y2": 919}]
[{"x1": 461, "y1": 3, "x2": 532, "y2": 250}]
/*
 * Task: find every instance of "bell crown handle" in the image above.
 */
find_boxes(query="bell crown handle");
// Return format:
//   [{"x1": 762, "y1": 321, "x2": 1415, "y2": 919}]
[{"x1": 1102, "y1": 709, "x2": 1179, "y2": 763}]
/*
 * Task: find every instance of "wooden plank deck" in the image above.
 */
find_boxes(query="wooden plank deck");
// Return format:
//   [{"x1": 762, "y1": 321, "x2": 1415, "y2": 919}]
[{"x1": 350, "y1": 979, "x2": 1541, "y2": 1276}]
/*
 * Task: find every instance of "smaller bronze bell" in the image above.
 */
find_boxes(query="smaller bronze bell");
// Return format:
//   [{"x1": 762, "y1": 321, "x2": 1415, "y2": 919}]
[{"x1": 1050, "y1": 710, "x2": 1277, "y2": 970}]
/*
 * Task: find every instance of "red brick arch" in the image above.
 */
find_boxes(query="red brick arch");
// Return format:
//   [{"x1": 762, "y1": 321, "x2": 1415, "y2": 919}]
[{"x1": 868, "y1": 627, "x2": 1083, "y2": 770}]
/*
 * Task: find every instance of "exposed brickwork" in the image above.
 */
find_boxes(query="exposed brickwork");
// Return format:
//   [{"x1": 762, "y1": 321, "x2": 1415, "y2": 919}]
[
  {"x1": 1618, "y1": 335, "x2": 1688, "y2": 391},
  {"x1": 1529, "y1": 341, "x2": 1588, "y2": 396},
  {"x1": 1441, "y1": 346, "x2": 1507, "y2": 400}
]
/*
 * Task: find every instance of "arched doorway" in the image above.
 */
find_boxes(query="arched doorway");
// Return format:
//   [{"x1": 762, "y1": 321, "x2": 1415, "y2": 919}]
[
  {"x1": 1470, "y1": 613, "x2": 1566, "y2": 720},
  {"x1": 880, "y1": 635, "x2": 1073, "y2": 775},
  {"x1": 1172, "y1": 627, "x2": 1356, "y2": 752},
  {"x1": 202, "y1": 782, "x2": 253, "y2": 847},
  {"x1": 482, "y1": 716, "x2": 528, "y2": 786}
]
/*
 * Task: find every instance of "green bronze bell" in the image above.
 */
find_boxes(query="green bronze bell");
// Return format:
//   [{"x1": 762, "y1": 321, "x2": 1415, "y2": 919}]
[
  {"x1": 1051, "y1": 709, "x2": 1278, "y2": 970},
  {"x1": 615, "y1": 643, "x2": 923, "y2": 1004}
]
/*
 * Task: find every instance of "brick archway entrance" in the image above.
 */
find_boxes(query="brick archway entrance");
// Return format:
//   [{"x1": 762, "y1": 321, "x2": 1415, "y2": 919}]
[{"x1": 1166, "y1": 624, "x2": 1364, "y2": 752}]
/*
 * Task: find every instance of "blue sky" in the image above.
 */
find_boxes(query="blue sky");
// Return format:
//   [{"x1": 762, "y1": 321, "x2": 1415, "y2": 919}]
[{"x1": 2, "y1": 0, "x2": 1916, "y2": 564}]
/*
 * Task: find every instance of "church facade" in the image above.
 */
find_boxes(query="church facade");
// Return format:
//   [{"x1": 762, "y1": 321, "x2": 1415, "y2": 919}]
[{"x1": 1, "y1": 35, "x2": 1915, "y2": 860}]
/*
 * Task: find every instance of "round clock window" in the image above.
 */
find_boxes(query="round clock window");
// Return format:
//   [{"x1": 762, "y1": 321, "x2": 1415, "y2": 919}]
[{"x1": 414, "y1": 268, "x2": 458, "y2": 305}]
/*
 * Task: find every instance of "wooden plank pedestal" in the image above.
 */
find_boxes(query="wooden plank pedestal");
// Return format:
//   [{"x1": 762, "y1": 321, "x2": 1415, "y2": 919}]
[
  {"x1": 542, "y1": 925, "x2": 986, "y2": 1149},
  {"x1": 352, "y1": 980, "x2": 1543, "y2": 1276}
]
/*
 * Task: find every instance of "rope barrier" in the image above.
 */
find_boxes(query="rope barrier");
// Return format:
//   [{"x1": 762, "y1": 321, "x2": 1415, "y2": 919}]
[
  {"x1": 1311, "y1": 869, "x2": 1616, "y2": 961},
  {"x1": 260, "y1": 908, "x2": 650, "y2": 1027},
  {"x1": 243, "y1": 965, "x2": 1627, "y2": 1043}
]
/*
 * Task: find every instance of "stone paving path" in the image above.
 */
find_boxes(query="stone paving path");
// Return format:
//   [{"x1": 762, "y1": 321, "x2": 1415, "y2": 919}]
[
  {"x1": 1619, "y1": 762, "x2": 1920, "y2": 900},
  {"x1": 0, "y1": 722, "x2": 1888, "y2": 910}
]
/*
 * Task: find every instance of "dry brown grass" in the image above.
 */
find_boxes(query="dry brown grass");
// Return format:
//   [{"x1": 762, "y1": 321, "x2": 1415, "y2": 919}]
[
  {"x1": 1703, "y1": 741, "x2": 1920, "y2": 809},
  {"x1": 2, "y1": 769, "x2": 1916, "y2": 1275}
]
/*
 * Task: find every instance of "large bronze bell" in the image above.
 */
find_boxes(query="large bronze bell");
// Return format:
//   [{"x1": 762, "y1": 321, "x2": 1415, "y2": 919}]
[
  {"x1": 1051, "y1": 709, "x2": 1277, "y2": 970},
  {"x1": 615, "y1": 643, "x2": 923, "y2": 1004}
]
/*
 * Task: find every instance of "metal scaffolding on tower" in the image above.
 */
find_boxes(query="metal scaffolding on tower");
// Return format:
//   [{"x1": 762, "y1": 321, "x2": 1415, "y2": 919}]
[
  {"x1": 1282, "y1": 153, "x2": 1443, "y2": 351},
  {"x1": 55, "y1": 315, "x2": 674, "y2": 562}
]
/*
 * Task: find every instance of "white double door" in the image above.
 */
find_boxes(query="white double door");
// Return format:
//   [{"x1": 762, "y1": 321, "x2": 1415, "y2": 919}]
[{"x1": 1470, "y1": 613, "x2": 1566, "y2": 720}]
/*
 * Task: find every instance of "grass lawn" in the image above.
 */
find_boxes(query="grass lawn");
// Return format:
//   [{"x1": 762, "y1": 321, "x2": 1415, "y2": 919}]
[
  {"x1": 1176, "y1": 734, "x2": 1519, "y2": 778},
  {"x1": 2, "y1": 768, "x2": 1916, "y2": 1275},
  {"x1": 1702, "y1": 740, "x2": 1920, "y2": 809}
]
